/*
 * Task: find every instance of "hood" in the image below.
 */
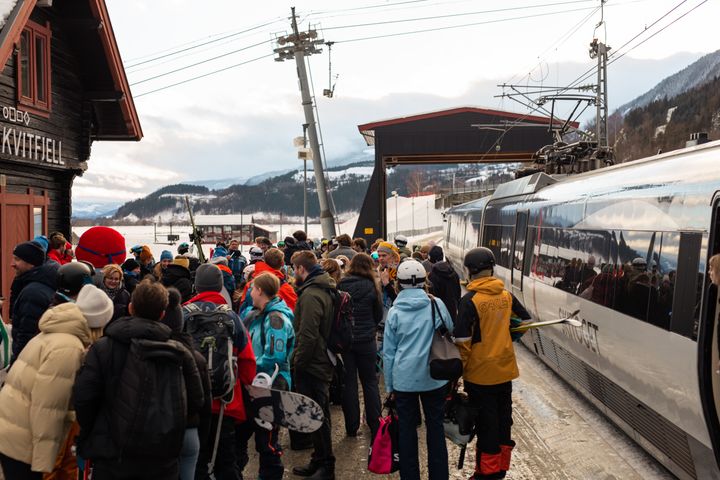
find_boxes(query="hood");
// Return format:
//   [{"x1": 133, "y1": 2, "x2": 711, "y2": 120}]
[
  {"x1": 38, "y1": 302, "x2": 91, "y2": 346},
  {"x1": 254, "y1": 261, "x2": 285, "y2": 280},
  {"x1": 14, "y1": 261, "x2": 59, "y2": 292},
  {"x1": 164, "y1": 263, "x2": 191, "y2": 281},
  {"x1": 185, "y1": 291, "x2": 227, "y2": 306},
  {"x1": 298, "y1": 268, "x2": 336, "y2": 292},
  {"x1": 264, "y1": 296, "x2": 294, "y2": 319},
  {"x1": 430, "y1": 261, "x2": 455, "y2": 278},
  {"x1": 104, "y1": 315, "x2": 172, "y2": 344},
  {"x1": 393, "y1": 287, "x2": 431, "y2": 311},
  {"x1": 467, "y1": 276, "x2": 505, "y2": 296}
]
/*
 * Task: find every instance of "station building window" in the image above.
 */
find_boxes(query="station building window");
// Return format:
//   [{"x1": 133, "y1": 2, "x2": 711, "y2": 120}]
[{"x1": 17, "y1": 20, "x2": 51, "y2": 113}]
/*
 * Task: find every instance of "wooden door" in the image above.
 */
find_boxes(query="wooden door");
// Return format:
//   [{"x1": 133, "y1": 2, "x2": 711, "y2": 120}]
[{"x1": 1, "y1": 205, "x2": 31, "y2": 321}]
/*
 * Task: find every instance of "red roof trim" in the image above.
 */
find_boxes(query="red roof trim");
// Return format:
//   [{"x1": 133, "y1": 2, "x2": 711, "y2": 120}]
[
  {"x1": 357, "y1": 106, "x2": 579, "y2": 133},
  {"x1": 88, "y1": 0, "x2": 142, "y2": 140},
  {"x1": 0, "y1": 0, "x2": 36, "y2": 70}
]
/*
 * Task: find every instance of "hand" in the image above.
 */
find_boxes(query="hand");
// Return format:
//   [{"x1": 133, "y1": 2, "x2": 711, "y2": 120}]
[{"x1": 380, "y1": 268, "x2": 391, "y2": 286}]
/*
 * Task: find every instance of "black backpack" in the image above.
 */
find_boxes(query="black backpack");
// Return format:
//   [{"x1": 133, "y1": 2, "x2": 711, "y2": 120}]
[
  {"x1": 326, "y1": 289, "x2": 354, "y2": 354},
  {"x1": 183, "y1": 303, "x2": 236, "y2": 400},
  {"x1": 111, "y1": 338, "x2": 188, "y2": 458}
]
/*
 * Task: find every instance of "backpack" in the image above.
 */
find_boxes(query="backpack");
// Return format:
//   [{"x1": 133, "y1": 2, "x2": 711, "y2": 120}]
[
  {"x1": 326, "y1": 289, "x2": 354, "y2": 354},
  {"x1": 111, "y1": 339, "x2": 187, "y2": 458},
  {"x1": 183, "y1": 303, "x2": 236, "y2": 400}
]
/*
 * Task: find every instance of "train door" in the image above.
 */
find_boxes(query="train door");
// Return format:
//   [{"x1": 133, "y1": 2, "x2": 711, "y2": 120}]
[
  {"x1": 510, "y1": 210, "x2": 528, "y2": 293},
  {"x1": 700, "y1": 198, "x2": 720, "y2": 469}
]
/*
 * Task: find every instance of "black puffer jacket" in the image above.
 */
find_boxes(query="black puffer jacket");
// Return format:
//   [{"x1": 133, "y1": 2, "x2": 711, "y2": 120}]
[
  {"x1": 9, "y1": 261, "x2": 58, "y2": 363},
  {"x1": 339, "y1": 274, "x2": 382, "y2": 344},
  {"x1": 428, "y1": 261, "x2": 462, "y2": 323},
  {"x1": 162, "y1": 264, "x2": 194, "y2": 303},
  {"x1": 73, "y1": 316, "x2": 204, "y2": 464},
  {"x1": 284, "y1": 240, "x2": 313, "y2": 266}
]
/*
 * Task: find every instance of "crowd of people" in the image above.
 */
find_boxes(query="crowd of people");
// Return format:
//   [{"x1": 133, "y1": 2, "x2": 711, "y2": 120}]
[{"x1": 0, "y1": 225, "x2": 530, "y2": 480}]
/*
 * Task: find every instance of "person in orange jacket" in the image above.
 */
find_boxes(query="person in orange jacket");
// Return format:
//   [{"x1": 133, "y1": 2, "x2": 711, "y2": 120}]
[{"x1": 454, "y1": 248, "x2": 531, "y2": 480}]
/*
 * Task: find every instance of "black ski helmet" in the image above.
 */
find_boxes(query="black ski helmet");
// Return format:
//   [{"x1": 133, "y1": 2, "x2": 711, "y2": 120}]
[
  {"x1": 57, "y1": 262, "x2": 93, "y2": 297},
  {"x1": 464, "y1": 247, "x2": 495, "y2": 275}
]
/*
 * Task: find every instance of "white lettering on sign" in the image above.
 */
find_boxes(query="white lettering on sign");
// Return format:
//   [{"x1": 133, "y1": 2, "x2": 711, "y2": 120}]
[
  {"x1": 0, "y1": 105, "x2": 64, "y2": 165},
  {"x1": 1, "y1": 126, "x2": 63, "y2": 165}
]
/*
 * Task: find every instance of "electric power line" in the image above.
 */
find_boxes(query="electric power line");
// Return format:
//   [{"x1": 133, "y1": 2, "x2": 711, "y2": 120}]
[
  {"x1": 125, "y1": 17, "x2": 284, "y2": 69},
  {"x1": 323, "y1": 0, "x2": 595, "y2": 31},
  {"x1": 134, "y1": 53, "x2": 274, "y2": 98},
  {"x1": 130, "y1": 39, "x2": 272, "y2": 86},
  {"x1": 333, "y1": 5, "x2": 600, "y2": 44}
]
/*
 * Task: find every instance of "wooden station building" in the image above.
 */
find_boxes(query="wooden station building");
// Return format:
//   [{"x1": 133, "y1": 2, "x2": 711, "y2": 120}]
[{"x1": 0, "y1": 0, "x2": 141, "y2": 318}]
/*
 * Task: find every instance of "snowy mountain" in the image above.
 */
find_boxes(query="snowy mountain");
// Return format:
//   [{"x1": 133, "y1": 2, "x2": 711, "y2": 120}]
[
  {"x1": 616, "y1": 49, "x2": 720, "y2": 115},
  {"x1": 72, "y1": 201, "x2": 121, "y2": 219}
]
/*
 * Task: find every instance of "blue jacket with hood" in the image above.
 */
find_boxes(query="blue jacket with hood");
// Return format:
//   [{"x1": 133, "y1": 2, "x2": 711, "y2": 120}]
[
  {"x1": 240, "y1": 296, "x2": 295, "y2": 388},
  {"x1": 383, "y1": 288, "x2": 454, "y2": 393}
]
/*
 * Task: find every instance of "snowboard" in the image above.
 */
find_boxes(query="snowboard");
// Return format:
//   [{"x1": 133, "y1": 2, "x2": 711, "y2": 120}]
[
  {"x1": 245, "y1": 384, "x2": 325, "y2": 433},
  {"x1": 245, "y1": 367, "x2": 324, "y2": 433}
]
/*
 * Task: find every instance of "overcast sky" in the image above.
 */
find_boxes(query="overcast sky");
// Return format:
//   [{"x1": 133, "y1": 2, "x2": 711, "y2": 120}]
[{"x1": 74, "y1": 0, "x2": 720, "y2": 204}]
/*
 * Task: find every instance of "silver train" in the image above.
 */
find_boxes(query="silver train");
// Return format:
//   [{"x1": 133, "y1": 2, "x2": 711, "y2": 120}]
[{"x1": 443, "y1": 140, "x2": 720, "y2": 479}]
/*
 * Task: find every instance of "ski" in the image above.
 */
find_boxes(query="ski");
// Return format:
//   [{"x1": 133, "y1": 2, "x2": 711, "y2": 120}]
[
  {"x1": 184, "y1": 195, "x2": 206, "y2": 263},
  {"x1": 510, "y1": 310, "x2": 581, "y2": 333}
]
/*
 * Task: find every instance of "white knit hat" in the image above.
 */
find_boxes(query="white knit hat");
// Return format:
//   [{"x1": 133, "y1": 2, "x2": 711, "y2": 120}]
[{"x1": 76, "y1": 284, "x2": 114, "y2": 328}]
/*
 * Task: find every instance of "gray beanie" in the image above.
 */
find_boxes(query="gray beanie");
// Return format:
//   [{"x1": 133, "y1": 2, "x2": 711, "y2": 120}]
[{"x1": 195, "y1": 263, "x2": 223, "y2": 293}]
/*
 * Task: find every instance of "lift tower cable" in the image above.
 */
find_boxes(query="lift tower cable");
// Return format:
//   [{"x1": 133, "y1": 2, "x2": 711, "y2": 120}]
[{"x1": 275, "y1": 8, "x2": 337, "y2": 239}]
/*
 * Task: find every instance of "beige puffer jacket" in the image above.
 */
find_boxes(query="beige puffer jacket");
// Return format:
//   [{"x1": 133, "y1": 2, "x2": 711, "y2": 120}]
[{"x1": 0, "y1": 302, "x2": 90, "y2": 472}]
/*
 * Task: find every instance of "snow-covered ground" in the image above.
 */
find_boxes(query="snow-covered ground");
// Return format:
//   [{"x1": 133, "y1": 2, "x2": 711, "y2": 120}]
[{"x1": 72, "y1": 193, "x2": 445, "y2": 262}]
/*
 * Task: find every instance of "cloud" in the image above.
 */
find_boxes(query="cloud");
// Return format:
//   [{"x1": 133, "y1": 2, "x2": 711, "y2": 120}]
[{"x1": 77, "y1": 52, "x2": 706, "y2": 206}]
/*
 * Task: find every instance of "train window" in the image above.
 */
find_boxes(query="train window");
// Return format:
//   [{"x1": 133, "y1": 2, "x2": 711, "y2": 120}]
[
  {"x1": 483, "y1": 225, "x2": 502, "y2": 262},
  {"x1": 465, "y1": 212, "x2": 481, "y2": 251},
  {"x1": 500, "y1": 226, "x2": 513, "y2": 269},
  {"x1": 512, "y1": 211, "x2": 528, "y2": 273},
  {"x1": 670, "y1": 232, "x2": 703, "y2": 339},
  {"x1": 523, "y1": 225, "x2": 535, "y2": 277}
]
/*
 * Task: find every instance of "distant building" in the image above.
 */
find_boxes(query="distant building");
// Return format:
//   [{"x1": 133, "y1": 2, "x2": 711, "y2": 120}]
[
  {"x1": 194, "y1": 214, "x2": 278, "y2": 245},
  {"x1": 0, "y1": 0, "x2": 141, "y2": 318}
]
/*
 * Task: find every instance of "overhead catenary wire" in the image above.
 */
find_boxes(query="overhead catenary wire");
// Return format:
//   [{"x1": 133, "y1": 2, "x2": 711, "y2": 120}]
[
  {"x1": 563, "y1": 0, "x2": 693, "y2": 91},
  {"x1": 505, "y1": 5, "x2": 601, "y2": 85},
  {"x1": 493, "y1": 0, "x2": 707, "y2": 153}
]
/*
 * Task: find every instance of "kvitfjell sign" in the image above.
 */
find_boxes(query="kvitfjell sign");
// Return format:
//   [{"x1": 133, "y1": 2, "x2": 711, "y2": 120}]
[{"x1": 0, "y1": 105, "x2": 63, "y2": 165}]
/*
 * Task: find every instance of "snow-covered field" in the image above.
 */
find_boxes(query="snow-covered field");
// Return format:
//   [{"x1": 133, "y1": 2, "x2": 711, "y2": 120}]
[{"x1": 72, "y1": 194, "x2": 445, "y2": 261}]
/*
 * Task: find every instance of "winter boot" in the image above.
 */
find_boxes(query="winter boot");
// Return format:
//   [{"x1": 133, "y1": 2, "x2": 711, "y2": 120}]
[
  {"x1": 499, "y1": 441, "x2": 515, "y2": 472},
  {"x1": 469, "y1": 451, "x2": 504, "y2": 479},
  {"x1": 306, "y1": 465, "x2": 335, "y2": 480},
  {"x1": 292, "y1": 461, "x2": 320, "y2": 477}
]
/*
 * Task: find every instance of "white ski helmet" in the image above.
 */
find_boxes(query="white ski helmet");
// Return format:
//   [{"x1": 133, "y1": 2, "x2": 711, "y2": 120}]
[
  {"x1": 397, "y1": 259, "x2": 426, "y2": 288},
  {"x1": 395, "y1": 234, "x2": 408, "y2": 247}
]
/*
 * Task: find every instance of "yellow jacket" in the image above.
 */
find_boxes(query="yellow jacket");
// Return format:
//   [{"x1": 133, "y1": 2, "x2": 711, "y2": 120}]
[
  {"x1": 455, "y1": 276, "x2": 519, "y2": 385},
  {"x1": 0, "y1": 303, "x2": 90, "y2": 472}
]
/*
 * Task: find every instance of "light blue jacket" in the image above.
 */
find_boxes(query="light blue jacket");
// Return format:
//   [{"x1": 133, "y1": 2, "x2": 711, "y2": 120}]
[
  {"x1": 240, "y1": 297, "x2": 295, "y2": 388},
  {"x1": 383, "y1": 288, "x2": 454, "y2": 393}
]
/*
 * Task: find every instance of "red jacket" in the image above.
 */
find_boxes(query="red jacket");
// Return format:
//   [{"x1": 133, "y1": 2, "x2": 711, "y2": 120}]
[
  {"x1": 47, "y1": 244, "x2": 74, "y2": 265},
  {"x1": 241, "y1": 261, "x2": 297, "y2": 311},
  {"x1": 184, "y1": 291, "x2": 256, "y2": 422}
]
